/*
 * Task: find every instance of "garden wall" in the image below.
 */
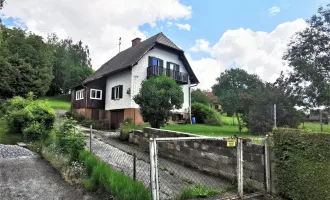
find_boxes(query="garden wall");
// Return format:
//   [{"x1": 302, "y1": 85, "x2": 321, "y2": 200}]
[{"x1": 129, "y1": 128, "x2": 266, "y2": 189}]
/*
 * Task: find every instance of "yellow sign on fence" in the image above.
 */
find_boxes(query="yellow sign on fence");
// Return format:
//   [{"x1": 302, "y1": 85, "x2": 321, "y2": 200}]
[{"x1": 226, "y1": 139, "x2": 237, "y2": 147}]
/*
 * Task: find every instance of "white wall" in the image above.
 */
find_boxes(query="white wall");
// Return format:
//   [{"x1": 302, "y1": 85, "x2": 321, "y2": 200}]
[
  {"x1": 105, "y1": 69, "x2": 132, "y2": 110},
  {"x1": 131, "y1": 47, "x2": 191, "y2": 113}
]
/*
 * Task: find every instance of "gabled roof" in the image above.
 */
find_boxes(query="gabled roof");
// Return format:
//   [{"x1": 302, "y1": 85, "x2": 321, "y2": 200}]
[
  {"x1": 205, "y1": 92, "x2": 218, "y2": 103},
  {"x1": 83, "y1": 32, "x2": 199, "y2": 84}
]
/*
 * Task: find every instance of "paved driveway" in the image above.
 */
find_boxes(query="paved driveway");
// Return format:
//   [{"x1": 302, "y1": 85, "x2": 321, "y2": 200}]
[{"x1": 0, "y1": 154, "x2": 95, "y2": 200}]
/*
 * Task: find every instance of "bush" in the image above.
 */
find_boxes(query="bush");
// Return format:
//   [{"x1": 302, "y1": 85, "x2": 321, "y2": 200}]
[
  {"x1": 24, "y1": 100, "x2": 56, "y2": 130},
  {"x1": 273, "y1": 128, "x2": 330, "y2": 200},
  {"x1": 23, "y1": 122, "x2": 49, "y2": 141},
  {"x1": 119, "y1": 118, "x2": 136, "y2": 141},
  {"x1": 79, "y1": 151, "x2": 151, "y2": 200},
  {"x1": 55, "y1": 118, "x2": 86, "y2": 161},
  {"x1": 192, "y1": 103, "x2": 221, "y2": 125},
  {"x1": 66, "y1": 111, "x2": 85, "y2": 122}
]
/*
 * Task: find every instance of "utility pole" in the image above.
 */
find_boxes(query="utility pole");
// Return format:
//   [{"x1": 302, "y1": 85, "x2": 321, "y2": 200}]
[
  {"x1": 274, "y1": 104, "x2": 277, "y2": 128},
  {"x1": 320, "y1": 109, "x2": 323, "y2": 132}
]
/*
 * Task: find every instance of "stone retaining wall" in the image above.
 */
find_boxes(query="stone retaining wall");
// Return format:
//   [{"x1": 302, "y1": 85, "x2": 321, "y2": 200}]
[{"x1": 129, "y1": 128, "x2": 266, "y2": 189}]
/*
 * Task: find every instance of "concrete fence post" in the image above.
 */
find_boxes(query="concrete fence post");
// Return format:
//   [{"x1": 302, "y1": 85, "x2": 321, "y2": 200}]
[
  {"x1": 265, "y1": 135, "x2": 271, "y2": 193},
  {"x1": 237, "y1": 138, "x2": 243, "y2": 198},
  {"x1": 90, "y1": 125, "x2": 92, "y2": 152}
]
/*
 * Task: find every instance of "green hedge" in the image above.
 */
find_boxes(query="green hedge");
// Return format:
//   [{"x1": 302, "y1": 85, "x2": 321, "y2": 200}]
[
  {"x1": 79, "y1": 151, "x2": 151, "y2": 200},
  {"x1": 273, "y1": 128, "x2": 330, "y2": 200}
]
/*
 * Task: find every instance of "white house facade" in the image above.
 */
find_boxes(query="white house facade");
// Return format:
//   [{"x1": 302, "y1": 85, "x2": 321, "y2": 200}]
[{"x1": 71, "y1": 32, "x2": 199, "y2": 129}]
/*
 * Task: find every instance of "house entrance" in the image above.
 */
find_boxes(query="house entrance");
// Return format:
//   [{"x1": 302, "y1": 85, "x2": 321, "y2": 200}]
[{"x1": 110, "y1": 109, "x2": 124, "y2": 129}]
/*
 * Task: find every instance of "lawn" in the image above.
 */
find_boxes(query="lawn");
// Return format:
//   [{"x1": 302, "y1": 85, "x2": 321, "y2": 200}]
[
  {"x1": 299, "y1": 122, "x2": 330, "y2": 133},
  {"x1": 40, "y1": 95, "x2": 71, "y2": 111},
  {"x1": 162, "y1": 124, "x2": 254, "y2": 137},
  {"x1": 0, "y1": 118, "x2": 24, "y2": 144},
  {"x1": 221, "y1": 116, "x2": 239, "y2": 126}
]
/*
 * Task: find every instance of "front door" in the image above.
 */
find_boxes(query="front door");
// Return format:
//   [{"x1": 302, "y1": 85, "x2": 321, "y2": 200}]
[{"x1": 110, "y1": 109, "x2": 124, "y2": 130}]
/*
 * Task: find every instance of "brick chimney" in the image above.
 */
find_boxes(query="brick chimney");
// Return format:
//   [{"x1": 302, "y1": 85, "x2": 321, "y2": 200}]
[{"x1": 132, "y1": 37, "x2": 141, "y2": 47}]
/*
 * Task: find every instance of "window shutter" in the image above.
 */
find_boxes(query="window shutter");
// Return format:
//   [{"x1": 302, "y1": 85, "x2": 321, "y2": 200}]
[
  {"x1": 111, "y1": 87, "x2": 115, "y2": 100},
  {"x1": 119, "y1": 85, "x2": 123, "y2": 98},
  {"x1": 175, "y1": 64, "x2": 180, "y2": 71},
  {"x1": 148, "y1": 56, "x2": 153, "y2": 67},
  {"x1": 159, "y1": 59, "x2": 163, "y2": 67}
]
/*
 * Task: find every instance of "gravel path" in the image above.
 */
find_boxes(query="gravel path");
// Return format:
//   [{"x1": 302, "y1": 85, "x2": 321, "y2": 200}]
[{"x1": 0, "y1": 144, "x2": 35, "y2": 158}]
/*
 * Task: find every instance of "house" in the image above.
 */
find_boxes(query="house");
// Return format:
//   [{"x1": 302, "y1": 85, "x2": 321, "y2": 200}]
[
  {"x1": 205, "y1": 92, "x2": 221, "y2": 111},
  {"x1": 71, "y1": 32, "x2": 199, "y2": 129}
]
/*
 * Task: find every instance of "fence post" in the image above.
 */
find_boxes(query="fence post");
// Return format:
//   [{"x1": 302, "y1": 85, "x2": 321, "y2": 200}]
[
  {"x1": 274, "y1": 104, "x2": 277, "y2": 128},
  {"x1": 90, "y1": 125, "x2": 92, "y2": 152},
  {"x1": 133, "y1": 153, "x2": 136, "y2": 181},
  {"x1": 265, "y1": 135, "x2": 271, "y2": 193},
  {"x1": 237, "y1": 138, "x2": 243, "y2": 198},
  {"x1": 149, "y1": 139, "x2": 157, "y2": 200},
  {"x1": 153, "y1": 139, "x2": 160, "y2": 200}
]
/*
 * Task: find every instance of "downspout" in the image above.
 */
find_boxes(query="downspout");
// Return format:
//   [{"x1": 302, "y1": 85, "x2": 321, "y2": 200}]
[
  {"x1": 189, "y1": 83, "x2": 198, "y2": 124},
  {"x1": 82, "y1": 84, "x2": 88, "y2": 117}
]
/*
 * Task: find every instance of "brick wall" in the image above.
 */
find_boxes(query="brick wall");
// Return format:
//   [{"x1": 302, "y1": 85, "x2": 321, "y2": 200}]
[{"x1": 129, "y1": 128, "x2": 266, "y2": 190}]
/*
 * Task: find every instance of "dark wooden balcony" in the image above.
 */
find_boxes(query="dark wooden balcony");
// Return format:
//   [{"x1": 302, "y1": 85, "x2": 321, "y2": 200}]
[{"x1": 147, "y1": 66, "x2": 189, "y2": 84}]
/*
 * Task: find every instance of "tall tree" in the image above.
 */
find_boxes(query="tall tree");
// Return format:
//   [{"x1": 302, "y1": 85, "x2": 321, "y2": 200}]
[
  {"x1": 191, "y1": 89, "x2": 211, "y2": 105},
  {"x1": 134, "y1": 75, "x2": 183, "y2": 128},
  {"x1": 0, "y1": 26, "x2": 53, "y2": 98},
  {"x1": 212, "y1": 68, "x2": 264, "y2": 130},
  {"x1": 47, "y1": 34, "x2": 93, "y2": 95},
  {"x1": 0, "y1": 0, "x2": 5, "y2": 9},
  {"x1": 284, "y1": 4, "x2": 330, "y2": 107}
]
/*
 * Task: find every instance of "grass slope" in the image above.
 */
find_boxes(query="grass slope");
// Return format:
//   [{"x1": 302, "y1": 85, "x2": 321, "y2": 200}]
[{"x1": 40, "y1": 95, "x2": 71, "y2": 111}]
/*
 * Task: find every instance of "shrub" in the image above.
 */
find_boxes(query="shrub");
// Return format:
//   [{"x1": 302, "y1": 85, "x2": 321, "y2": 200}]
[
  {"x1": 79, "y1": 151, "x2": 151, "y2": 200},
  {"x1": 23, "y1": 122, "x2": 49, "y2": 141},
  {"x1": 191, "y1": 103, "x2": 221, "y2": 125},
  {"x1": 175, "y1": 184, "x2": 221, "y2": 200},
  {"x1": 55, "y1": 118, "x2": 86, "y2": 161},
  {"x1": 24, "y1": 100, "x2": 56, "y2": 130},
  {"x1": 66, "y1": 111, "x2": 85, "y2": 122},
  {"x1": 119, "y1": 118, "x2": 136, "y2": 141},
  {"x1": 273, "y1": 128, "x2": 330, "y2": 200},
  {"x1": 5, "y1": 96, "x2": 30, "y2": 133}
]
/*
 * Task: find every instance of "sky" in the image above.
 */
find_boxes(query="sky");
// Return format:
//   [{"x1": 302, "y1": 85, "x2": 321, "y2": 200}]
[{"x1": 0, "y1": 0, "x2": 327, "y2": 89}]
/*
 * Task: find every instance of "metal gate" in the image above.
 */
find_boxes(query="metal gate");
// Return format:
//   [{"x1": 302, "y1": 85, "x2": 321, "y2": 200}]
[{"x1": 149, "y1": 136, "x2": 271, "y2": 200}]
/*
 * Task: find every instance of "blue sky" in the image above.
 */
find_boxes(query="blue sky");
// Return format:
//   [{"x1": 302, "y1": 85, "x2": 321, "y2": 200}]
[
  {"x1": 141, "y1": 0, "x2": 325, "y2": 60},
  {"x1": 0, "y1": 0, "x2": 327, "y2": 89}
]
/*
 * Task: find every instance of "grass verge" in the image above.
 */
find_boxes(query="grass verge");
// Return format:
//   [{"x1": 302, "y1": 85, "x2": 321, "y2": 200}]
[
  {"x1": 175, "y1": 184, "x2": 227, "y2": 200},
  {"x1": 40, "y1": 95, "x2": 71, "y2": 111}
]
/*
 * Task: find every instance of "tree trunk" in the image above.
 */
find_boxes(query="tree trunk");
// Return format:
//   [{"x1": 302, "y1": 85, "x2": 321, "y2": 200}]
[{"x1": 236, "y1": 112, "x2": 242, "y2": 132}]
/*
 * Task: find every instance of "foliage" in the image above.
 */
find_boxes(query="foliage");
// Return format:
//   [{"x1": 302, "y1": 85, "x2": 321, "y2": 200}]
[
  {"x1": 54, "y1": 118, "x2": 86, "y2": 161},
  {"x1": 191, "y1": 89, "x2": 211, "y2": 105},
  {"x1": 0, "y1": 26, "x2": 53, "y2": 98},
  {"x1": 191, "y1": 103, "x2": 221, "y2": 125},
  {"x1": 134, "y1": 75, "x2": 183, "y2": 128},
  {"x1": 0, "y1": 0, "x2": 4, "y2": 9},
  {"x1": 175, "y1": 184, "x2": 222, "y2": 200},
  {"x1": 212, "y1": 68, "x2": 264, "y2": 130},
  {"x1": 79, "y1": 150, "x2": 151, "y2": 200},
  {"x1": 47, "y1": 34, "x2": 93, "y2": 95},
  {"x1": 24, "y1": 100, "x2": 56, "y2": 130},
  {"x1": 283, "y1": 4, "x2": 330, "y2": 107},
  {"x1": 23, "y1": 122, "x2": 49, "y2": 141},
  {"x1": 0, "y1": 117, "x2": 23, "y2": 144},
  {"x1": 66, "y1": 111, "x2": 85, "y2": 122},
  {"x1": 273, "y1": 128, "x2": 330, "y2": 199},
  {"x1": 119, "y1": 118, "x2": 136, "y2": 141}
]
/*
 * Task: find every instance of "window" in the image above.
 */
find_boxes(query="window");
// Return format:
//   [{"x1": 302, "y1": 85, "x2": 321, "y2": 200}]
[
  {"x1": 149, "y1": 56, "x2": 163, "y2": 67},
  {"x1": 76, "y1": 89, "x2": 84, "y2": 100},
  {"x1": 90, "y1": 89, "x2": 102, "y2": 100},
  {"x1": 111, "y1": 85, "x2": 123, "y2": 100}
]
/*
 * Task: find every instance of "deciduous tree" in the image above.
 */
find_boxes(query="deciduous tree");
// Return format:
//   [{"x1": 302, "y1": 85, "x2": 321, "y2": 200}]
[{"x1": 134, "y1": 75, "x2": 183, "y2": 128}]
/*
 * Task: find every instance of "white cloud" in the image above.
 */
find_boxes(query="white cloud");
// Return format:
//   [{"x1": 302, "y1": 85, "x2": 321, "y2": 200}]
[
  {"x1": 0, "y1": 0, "x2": 192, "y2": 69},
  {"x1": 268, "y1": 6, "x2": 280, "y2": 16},
  {"x1": 167, "y1": 21, "x2": 173, "y2": 27},
  {"x1": 189, "y1": 19, "x2": 308, "y2": 90},
  {"x1": 189, "y1": 39, "x2": 211, "y2": 53},
  {"x1": 176, "y1": 23, "x2": 191, "y2": 31}
]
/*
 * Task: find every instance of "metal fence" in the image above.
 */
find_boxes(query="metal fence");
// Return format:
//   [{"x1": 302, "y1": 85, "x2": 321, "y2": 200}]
[{"x1": 79, "y1": 125, "x2": 271, "y2": 200}]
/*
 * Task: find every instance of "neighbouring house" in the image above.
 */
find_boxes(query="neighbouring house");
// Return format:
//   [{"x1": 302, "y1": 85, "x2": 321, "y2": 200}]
[
  {"x1": 71, "y1": 32, "x2": 199, "y2": 129},
  {"x1": 309, "y1": 109, "x2": 330, "y2": 124},
  {"x1": 205, "y1": 92, "x2": 221, "y2": 111}
]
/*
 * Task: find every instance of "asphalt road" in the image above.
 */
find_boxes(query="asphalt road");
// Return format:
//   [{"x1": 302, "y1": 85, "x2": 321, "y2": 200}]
[{"x1": 0, "y1": 154, "x2": 96, "y2": 200}]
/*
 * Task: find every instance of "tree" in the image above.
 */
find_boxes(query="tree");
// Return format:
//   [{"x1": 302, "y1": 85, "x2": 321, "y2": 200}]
[
  {"x1": 47, "y1": 34, "x2": 93, "y2": 95},
  {"x1": 284, "y1": 4, "x2": 330, "y2": 107},
  {"x1": 212, "y1": 68, "x2": 264, "y2": 131},
  {"x1": 191, "y1": 89, "x2": 211, "y2": 105},
  {"x1": 0, "y1": 0, "x2": 5, "y2": 9},
  {"x1": 133, "y1": 75, "x2": 183, "y2": 128},
  {"x1": 0, "y1": 26, "x2": 53, "y2": 98}
]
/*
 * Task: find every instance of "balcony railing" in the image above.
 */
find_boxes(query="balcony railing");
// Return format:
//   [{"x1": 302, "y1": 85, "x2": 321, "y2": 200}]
[{"x1": 147, "y1": 66, "x2": 189, "y2": 84}]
